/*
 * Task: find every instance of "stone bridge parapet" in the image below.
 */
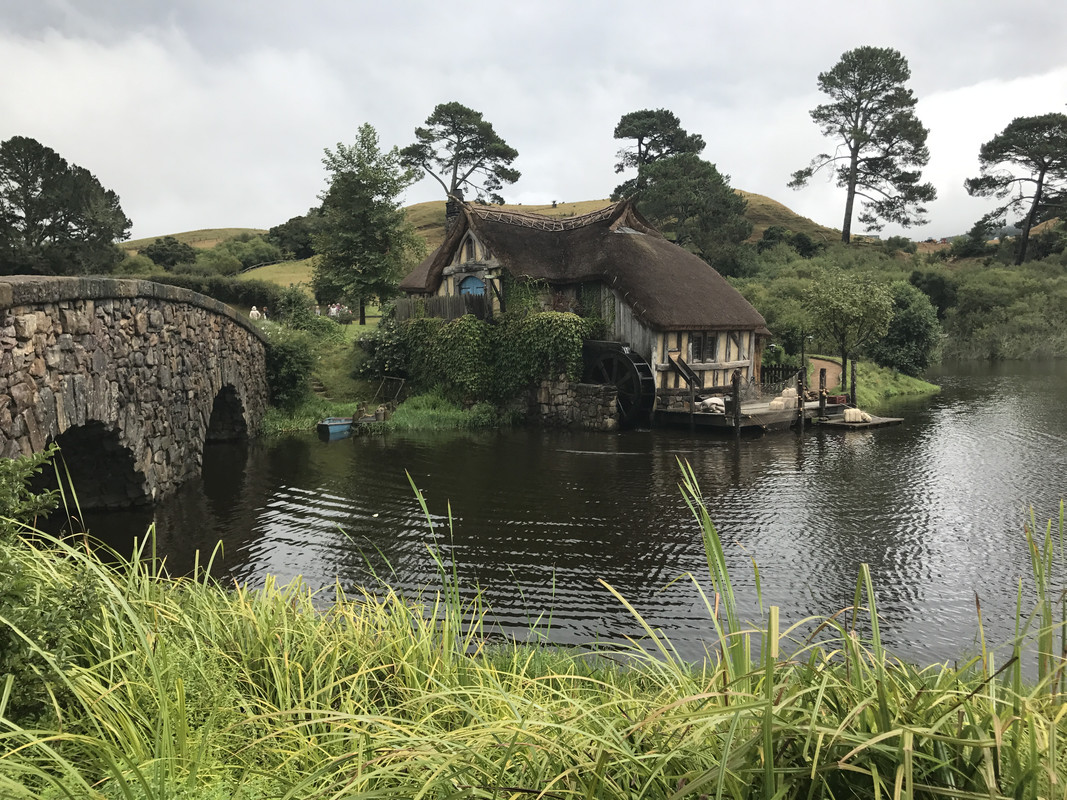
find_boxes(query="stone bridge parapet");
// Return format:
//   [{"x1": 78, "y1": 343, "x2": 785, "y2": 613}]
[{"x1": 0, "y1": 276, "x2": 270, "y2": 508}]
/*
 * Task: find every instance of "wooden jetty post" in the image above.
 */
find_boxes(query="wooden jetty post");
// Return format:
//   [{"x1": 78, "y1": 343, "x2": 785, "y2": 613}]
[
  {"x1": 688, "y1": 380, "x2": 695, "y2": 433},
  {"x1": 818, "y1": 368, "x2": 827, "y2": 418},
  {"x1": 731, "y1": 369, "x2": 741, "y2": 437},
  {"x1": 850, "y1": 361, "x2": 858, "y2": 407}
]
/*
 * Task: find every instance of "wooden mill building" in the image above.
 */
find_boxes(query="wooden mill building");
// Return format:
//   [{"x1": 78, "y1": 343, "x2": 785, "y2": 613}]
[{"x1": 399, "y1": 198, "x2": 769, "y2": 416}]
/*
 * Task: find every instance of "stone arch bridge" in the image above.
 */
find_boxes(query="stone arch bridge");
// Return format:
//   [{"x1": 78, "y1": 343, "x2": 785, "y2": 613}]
[{"x1": 0, "y1": 276, "x2": 270, "y2": 509}]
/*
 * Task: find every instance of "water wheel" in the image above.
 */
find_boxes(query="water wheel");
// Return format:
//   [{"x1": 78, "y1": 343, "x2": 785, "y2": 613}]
[{"x1": 582, "y1": 341, "x2": 657, "y2": 428}]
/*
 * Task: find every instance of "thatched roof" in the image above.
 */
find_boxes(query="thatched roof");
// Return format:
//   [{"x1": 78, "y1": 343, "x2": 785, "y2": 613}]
[{"x1": 400, "y1": 198, "x2": 767, "y2": 333}]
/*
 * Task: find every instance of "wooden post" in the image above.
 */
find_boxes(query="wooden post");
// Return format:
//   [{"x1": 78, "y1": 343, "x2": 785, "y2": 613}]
[
  {"x1": 818, "y1": 368, "x2": 827, "y2": 418},
  {"x1": 688, "y1": 381, "x2": 695, "y2": 433},
  {"x1": 731, "y1": 369, "x2": 741, "y2": 436},
  {"x1": 850, "y1": 361, "x2": 858, "y2": 407},
  {"x1": 797, "y1": 375, "x2": 805, "y2": 432}
]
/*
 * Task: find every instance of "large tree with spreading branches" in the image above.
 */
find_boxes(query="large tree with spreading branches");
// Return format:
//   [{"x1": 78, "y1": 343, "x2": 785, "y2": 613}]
[
  {"x1": 400, "y1": 102, "x2": 519, "y2": 204},
  {"x1": 964, "y1": 113, "x2": 1067, "y2": 265},
  {"x1": 0, "y1": 135, "x2": 131, "y2": 275},
  {"x1": 610, "y1": 108, "x2": 705, "y2": 200},
  {"x1": 789, "y1": 46, "x2": 936, "y2": 244}
]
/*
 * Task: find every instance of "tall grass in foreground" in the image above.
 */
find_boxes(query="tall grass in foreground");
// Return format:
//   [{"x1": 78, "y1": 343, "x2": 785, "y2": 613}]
[{"x1": 0, "y1": 463, "x2": 1064, "y2": 799}]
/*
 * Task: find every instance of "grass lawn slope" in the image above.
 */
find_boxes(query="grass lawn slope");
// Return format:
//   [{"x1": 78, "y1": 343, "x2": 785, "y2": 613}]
[{"x1": 123, "y1": 228, "x2": 267, "y2": 253}]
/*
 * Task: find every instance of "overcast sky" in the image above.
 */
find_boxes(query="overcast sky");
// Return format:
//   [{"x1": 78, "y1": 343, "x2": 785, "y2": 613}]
[{"x1": 3, "y1": 0, "x2": 1066, "y2": 241}]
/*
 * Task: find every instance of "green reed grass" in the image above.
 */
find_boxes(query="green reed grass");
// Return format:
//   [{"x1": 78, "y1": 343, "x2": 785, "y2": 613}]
[{"x1": 0, "y1": 461, "x2": 1064, "y2": 799}]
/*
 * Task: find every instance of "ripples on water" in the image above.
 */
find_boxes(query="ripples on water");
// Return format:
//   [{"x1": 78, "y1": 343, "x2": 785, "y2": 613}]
[{"x1": 88, "y1": 362, "x2": 1067, "y2": 668}]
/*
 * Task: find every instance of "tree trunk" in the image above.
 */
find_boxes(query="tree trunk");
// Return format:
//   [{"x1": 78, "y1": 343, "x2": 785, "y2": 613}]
[
  {"x1": 1016, "y1": 169, "x2": 1047, "y2": 266},
  {"x1": 840, "y1": 346, "x2": 849, "y2": 394},
  {"x1": 358, "y1": 298, "x2": 366, "y2": 326},
  {"x1": 841, "y1": 147, "x2": 861, "y2": 244}
]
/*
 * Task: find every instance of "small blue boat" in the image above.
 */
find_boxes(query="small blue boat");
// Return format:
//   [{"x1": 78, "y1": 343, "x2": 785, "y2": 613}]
[{"x1": 316, "y1": 417, "x2": 354, "y2": 440}]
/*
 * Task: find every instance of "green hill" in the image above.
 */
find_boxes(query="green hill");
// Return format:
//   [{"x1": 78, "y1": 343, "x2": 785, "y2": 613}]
[
  {"x1": 140, "y1": 193, "x2": 842, "y2": 289},
  {"x1": 124, "y1": 228, "x2": 267, "y2": 253},
  {"x1": 404, "y1": 193, "x2": 840, "y2": 253},
  {"x1": 736, "y1": 191, "x2": 839, "y2": 243}
]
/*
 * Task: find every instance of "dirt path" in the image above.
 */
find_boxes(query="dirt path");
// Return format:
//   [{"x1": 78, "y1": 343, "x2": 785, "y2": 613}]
[{"x1": 809, "y1": 357, "x2": 842, "y2": 390}]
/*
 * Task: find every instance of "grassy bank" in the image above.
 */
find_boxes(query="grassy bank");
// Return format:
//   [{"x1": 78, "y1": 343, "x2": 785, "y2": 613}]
[
  {"x1": 1, "y1": 465, "x2": 1063, "y2": 799},
  {"x1": 809, "y1": 356, "x2": 941, "y2": 410}
]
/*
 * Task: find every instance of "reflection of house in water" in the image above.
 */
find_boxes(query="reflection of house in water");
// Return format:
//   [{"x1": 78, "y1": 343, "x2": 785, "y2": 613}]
[{"x1": 399, "y1": 198, "x2": 770, "y2": 421}]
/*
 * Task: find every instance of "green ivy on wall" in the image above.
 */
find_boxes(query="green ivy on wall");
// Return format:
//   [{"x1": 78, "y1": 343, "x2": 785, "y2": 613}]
[{"x1": 358, "y1": 309, "x2": 595, "y2": 404}]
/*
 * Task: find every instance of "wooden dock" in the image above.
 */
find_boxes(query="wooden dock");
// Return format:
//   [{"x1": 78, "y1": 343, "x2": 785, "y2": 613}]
[
  {"x1": 815, "y1": 413, "x2": 903, "y2": 430},
  {"x1": 654, "y1": 401, "x2": 848, "y2": 434}
]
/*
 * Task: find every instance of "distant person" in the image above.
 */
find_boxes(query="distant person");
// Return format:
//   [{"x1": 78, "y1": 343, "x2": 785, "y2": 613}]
[
  {"x1": 261, "y1": 307, "x2": 269, "y2": 320},
  {"x1": 249, "y1": 306, "x2": 261, "y2": 320}
]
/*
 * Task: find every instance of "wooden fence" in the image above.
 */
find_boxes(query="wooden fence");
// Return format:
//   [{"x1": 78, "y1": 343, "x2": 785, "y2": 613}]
[
  {"x1": 760, "y1": 364, "x2": 802, "y2": 387},
  {"x1": 393, "y1": 294, "x2": 490, "y2": 323}
]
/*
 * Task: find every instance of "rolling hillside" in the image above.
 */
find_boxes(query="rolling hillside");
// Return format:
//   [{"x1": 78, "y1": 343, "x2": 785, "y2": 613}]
[
  {"x1": 139, "y1": 192, "x2": 842, "y2": 288},
  {"x1": 405, "y1": 193, "x2": 839, "y2": 252},
  {"x1": 123, "y1": 228, "x2": 267, "y2": 253}
]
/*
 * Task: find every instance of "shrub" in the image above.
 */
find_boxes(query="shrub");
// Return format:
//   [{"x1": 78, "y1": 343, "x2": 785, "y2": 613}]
[
  {"x1": 866, "y1": 281, "x2": 941, "y2": 375},
  {"x1": 358, "y1": 310, "x2": 592, "y2": 405},
  {"x1": 882, "y1": 235, "x2": 917, "y2": 255},
  {"x1": 357, "y1": 316, "x2": 409, "y2": 379},
  {"x1": 149, "y1": 274, "x2": 287, "y2": 311},
  {"x1": 0, "y1": 444, "x2": 59, "y2": 540},
  {"x1": 114, "y1": 252, "x2": 160, "y2": 275},
  {"x1": 261, "y1": 323, "x2": 316, "y2": 411},
  {"x1": 141, "y1": 235, "x2": 198, "y2": 269},
  {"x1": 0, "y1": 447, "x2": 106, "y2": 723},
  {"x1": 194, "y1": 247, "x2": 243, "y2": 275}
]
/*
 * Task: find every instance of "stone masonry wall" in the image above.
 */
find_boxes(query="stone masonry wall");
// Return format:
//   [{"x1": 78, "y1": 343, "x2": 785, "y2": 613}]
[
  {"x1": 532, "y1": 376, "x2": 618, "y2": 432},
  {"x1": 0, "y1": 276, "x2": 269, "y2": 504}
]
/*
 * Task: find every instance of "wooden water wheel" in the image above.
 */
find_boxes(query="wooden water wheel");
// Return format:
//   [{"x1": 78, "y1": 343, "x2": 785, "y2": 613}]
[{"x1": 582, "y1": 341, "x2": 657, "y2": 428}]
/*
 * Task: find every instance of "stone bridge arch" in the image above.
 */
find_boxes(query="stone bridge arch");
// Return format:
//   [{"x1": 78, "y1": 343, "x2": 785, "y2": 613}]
[{"x1": 0, "y1": 276, "x2": 270, "y2": 508}]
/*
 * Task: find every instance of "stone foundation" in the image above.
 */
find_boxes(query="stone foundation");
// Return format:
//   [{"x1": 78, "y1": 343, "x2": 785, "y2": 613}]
[{"x1": 530, "y1": 377, "x2": 619, "y2": 431}]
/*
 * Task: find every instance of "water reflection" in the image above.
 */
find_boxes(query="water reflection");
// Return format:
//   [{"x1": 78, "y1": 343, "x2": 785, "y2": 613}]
[{"x1": 79, "y1": 362, "x2": 1067, "y2": 667}]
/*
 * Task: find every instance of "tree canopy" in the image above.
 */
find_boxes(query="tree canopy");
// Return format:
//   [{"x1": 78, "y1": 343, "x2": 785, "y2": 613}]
[
  {"x1": 0, "y1": 135, "x2": 131, "y2": 275},
  {"x1": 789, "y1": 46, "x2": 936, "y2": 244},
  {"x1": 806, "y1": 271, "x2": 893, "y2": 392},
  {"x1": 142, "y1": 236, "x2": 197, "y2": 270},
  {"x1": 636, "y1": 152, "x2": 753, "y2": 275},
  {"x1": 866, "y1": 281, "x2": 941, "y2": 376},
  {"x1": 400, "y1": 102, "x2": 520, "y2": 204},
  {"x1": 611, "y1": 108, "x2": 705, "y2": 200},
  {"x1": 964, "y1": 112, "x2": 1067, "y2": 265},
  {"x1": 313, "y1": 124, "x2": 425, "y2": 324},
  {"x1": 267, "y1": 208, "x2": 323, "y2": 260}
]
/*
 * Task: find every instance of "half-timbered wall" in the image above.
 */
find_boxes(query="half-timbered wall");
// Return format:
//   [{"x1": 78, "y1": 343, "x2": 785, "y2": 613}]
[{"x1": 653, "y1": 329, "x2": 756, "y2": 391}]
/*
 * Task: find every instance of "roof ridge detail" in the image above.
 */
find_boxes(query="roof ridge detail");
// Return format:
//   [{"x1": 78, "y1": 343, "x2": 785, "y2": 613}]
[{"x1": 469, "y1": 202, "x2": 620, "y2": 231}]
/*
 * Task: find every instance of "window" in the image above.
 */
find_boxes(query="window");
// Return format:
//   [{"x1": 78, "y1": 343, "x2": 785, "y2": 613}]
[
  {"x1": 459, "y1": 236, "x2": 482, "y2": 262},
  {"x1": 689, "y1": 331, "x2": 718, "y2": 363},
  {"x1": 459, "y1": 276, "x2": 485, "y2": 296}
]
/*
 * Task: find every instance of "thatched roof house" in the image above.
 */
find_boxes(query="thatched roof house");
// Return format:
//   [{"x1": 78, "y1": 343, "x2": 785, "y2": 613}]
[{"x1": 400, "y1": 198, "x2": 769, "y2": 392}]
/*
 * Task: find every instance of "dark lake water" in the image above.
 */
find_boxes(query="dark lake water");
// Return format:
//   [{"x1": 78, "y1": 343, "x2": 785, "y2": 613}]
[{"x1": 85, "y1": 361, "x2": 1067, "y2": 668}]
